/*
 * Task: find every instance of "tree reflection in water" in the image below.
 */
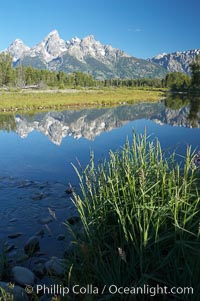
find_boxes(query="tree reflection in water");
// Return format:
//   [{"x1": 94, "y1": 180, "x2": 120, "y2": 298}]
[{"x1": 165, "y1": 94, "x2": 200, "y2": 128}]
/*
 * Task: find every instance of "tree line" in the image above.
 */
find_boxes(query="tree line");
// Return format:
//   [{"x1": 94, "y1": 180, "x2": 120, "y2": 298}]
[{"x1": 0, "y1": 53, "x2": 200, "y2": 90}]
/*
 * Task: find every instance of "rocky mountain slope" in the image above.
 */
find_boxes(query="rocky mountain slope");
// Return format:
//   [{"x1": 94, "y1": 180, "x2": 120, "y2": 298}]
[
  {"x1": 149, "y1": 49, "x2": 200, "y2": 74},
  {"x1": 5, "y1": 39, "x2": 30, "y2": 63},
  {"x1": 2, "y1": 30, "x2": 166, "y2": 79}
]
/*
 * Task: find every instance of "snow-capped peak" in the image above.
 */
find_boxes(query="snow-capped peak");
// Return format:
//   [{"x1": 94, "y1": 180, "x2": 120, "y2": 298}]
[
  {"x1": 82, "y1": 35, "x2": 95, "y2": 43},
  {"x1": 2, "y1": 30, "x2": 130, "y2": 65},
  {"x1": 154, "y1": 53, "x2": 167, "y2": 60},
  {"x1": 46, "y1": 29, "x2": 59, "y2": 38},
  {"x1": 12, "y1": 38, "x2": 25, "y2": 45},
  {"x1": 29, "y1": 30, "x2": 67, "y2": 62},
  {"x1": 66, "y1": 36, "x2": 81, "y2": 46},
  {"x1": 3, "y1": 38, "x2": 30, "y2": 62}
]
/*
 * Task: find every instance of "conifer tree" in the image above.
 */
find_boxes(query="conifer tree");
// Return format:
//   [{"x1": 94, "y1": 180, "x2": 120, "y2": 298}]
[{"x1": 190, "y1": 54, "x2": 200, "y2": 88}]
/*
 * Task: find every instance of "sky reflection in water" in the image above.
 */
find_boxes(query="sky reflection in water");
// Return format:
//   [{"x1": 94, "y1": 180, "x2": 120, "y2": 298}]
[{"x1": 0, "y1": 97, "x2": 200, "y2": 183}]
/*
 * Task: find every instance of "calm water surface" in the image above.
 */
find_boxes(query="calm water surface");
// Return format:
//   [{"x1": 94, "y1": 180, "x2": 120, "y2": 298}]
[{"x1": 0, "y1": 96, "x2": 200, "y2": 256}]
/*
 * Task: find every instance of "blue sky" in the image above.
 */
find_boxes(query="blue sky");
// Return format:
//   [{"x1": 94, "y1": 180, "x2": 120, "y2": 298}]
[{"x1": 0, "y1": 0, "x2": 199, "y2": 58}]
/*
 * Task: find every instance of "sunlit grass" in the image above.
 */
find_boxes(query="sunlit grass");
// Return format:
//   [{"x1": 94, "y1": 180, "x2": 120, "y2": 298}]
[{"x1": 0, "y1": 88, "x2": 164, "y2": 112}]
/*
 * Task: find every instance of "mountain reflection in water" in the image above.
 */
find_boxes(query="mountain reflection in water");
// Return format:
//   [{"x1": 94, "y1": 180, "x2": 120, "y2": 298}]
[{"x1": 0, "y1": 95, "x2": 200, "y2": 145}]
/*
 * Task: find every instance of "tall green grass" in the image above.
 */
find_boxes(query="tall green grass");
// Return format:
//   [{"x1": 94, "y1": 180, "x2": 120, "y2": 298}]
[{"x1": 66, "y1": 133, "x2": 200, "y2": 300}]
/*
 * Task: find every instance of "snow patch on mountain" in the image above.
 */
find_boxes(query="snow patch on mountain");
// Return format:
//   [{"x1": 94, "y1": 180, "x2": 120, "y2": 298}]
[
  {"x1": 28, "y1": 30, "x2": 67, "y2": 62},
  {"x1": 3, "y1": 39, "x2": 30, "y2": 62}
]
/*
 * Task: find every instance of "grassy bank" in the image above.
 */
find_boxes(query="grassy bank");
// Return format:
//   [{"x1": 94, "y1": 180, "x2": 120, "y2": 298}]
[
  {"x1": 66, "y1": 133, "x2": 200, "y2": 300},
  {"x1": 0, "y1": 88, "x2": 164, "y2": 112}
]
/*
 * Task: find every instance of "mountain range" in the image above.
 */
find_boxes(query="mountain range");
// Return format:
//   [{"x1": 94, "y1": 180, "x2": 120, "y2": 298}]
[
  {"x1": 2, "y1": 30, "x2": 199, "y2": 79},
  {"x1": 2, "y1": 30, "x2": 166, "y2": 79},
  {"x1": 149, "y1": 49, "x2": 200, "y2": 74}
]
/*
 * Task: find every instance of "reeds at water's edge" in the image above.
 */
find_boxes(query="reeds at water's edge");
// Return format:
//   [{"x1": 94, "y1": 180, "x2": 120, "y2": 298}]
[
  {"x1": 66, "y1": 133, "x2": 200, "y2": 300},
  {"x1": 1, "y1": 133, "x2": 199, "y2": 300}
]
